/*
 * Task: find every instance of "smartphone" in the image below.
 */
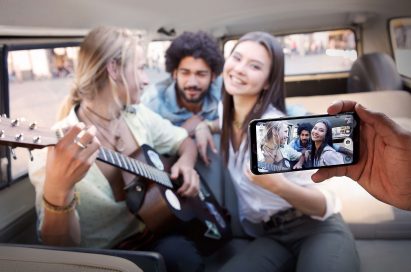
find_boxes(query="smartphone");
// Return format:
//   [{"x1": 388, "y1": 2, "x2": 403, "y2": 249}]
[{"x1": 249, "y1": 112, "x2": 360, "y2": 174}]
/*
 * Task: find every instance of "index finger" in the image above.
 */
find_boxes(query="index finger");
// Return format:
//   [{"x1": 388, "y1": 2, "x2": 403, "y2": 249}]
[{"x1": 57, "y1": 123, "x2": 86, "y2": 147}]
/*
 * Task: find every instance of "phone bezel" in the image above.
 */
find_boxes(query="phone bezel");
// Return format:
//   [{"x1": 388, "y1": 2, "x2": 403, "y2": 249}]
[{"x1": 248, "y1": 112, "x2": 360, "y2": 175}]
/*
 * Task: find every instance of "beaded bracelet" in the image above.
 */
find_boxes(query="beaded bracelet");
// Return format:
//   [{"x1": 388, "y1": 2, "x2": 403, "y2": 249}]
[{"x1": 43, "y1": 193, "x2": 78, "y2": 213}]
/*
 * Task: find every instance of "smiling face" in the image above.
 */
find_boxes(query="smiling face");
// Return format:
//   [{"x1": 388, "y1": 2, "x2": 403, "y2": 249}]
[
  {"x1": 299, "y1": 130, "x2": 310, "y2": 145},
  {"x1": 311, "y1": 122, "x2": 327, "y2": 143},
  {"x1": 223, "y1": 40, "x2": 272, "y2": 98},
  {"x1": 277, "y1": 123, "x2": 289, "y2": 145},
  {"x1": 174, "y1": 56, "x2": 214, "y2": 105}
]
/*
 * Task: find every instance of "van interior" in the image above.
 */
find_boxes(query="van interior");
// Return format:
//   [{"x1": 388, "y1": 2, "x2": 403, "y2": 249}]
[{"x1": 1, "y1": 1, "x2": 411, "y2": 271}]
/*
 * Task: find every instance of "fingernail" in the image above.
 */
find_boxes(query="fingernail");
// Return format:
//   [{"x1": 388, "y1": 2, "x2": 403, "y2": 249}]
[{"x1": 77, "y1": 122, "x2": 86, "y2": 129}]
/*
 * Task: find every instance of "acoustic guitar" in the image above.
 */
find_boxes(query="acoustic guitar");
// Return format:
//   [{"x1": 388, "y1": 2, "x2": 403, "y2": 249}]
[{"x1": 0, "y1": 116, "x2": 231, "y2": 255}]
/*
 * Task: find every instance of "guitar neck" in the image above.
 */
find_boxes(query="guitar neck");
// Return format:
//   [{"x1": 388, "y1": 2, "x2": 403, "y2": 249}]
[
  {"x1": 97, "y1": 147, "x2": 174, "y2": 189},
  {"x1": 0, "y1": 116, "x2": 174, "y2": 188}
]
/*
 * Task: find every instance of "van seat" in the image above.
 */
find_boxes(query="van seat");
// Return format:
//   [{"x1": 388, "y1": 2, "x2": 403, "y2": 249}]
[{"x1": 347, "y1": 52, "x2": 403, "y2": 92}]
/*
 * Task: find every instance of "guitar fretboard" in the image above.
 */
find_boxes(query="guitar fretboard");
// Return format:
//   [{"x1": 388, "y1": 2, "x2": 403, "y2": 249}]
[{"x1": 97, "y1": 147, "x2": 174, "y2": 189}]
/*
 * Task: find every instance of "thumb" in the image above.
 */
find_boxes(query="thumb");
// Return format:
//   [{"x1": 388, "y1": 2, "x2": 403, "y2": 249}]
[
  {"x1": 209, "y1": 137, "x2": 218, "y2": 154},
  {"x1": 311, "y1": 169, "x2": 330, "y2": 183},
  {"x1": 170, "y1": 165, "x2": 179, "y2": 179}
]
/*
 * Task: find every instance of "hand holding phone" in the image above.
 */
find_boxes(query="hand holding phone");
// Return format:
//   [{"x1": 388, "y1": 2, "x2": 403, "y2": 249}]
[{"x1": 249, "y1": 113, "x2": 360, "y2": 175}]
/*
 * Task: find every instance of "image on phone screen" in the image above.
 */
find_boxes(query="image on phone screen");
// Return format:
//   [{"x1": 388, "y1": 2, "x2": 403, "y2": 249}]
[{"x1": 249, "y1": 113, "x2": 359, "y2": 175}]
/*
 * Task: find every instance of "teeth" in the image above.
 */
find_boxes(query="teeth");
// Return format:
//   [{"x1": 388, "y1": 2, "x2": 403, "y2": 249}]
[{"x1": 231, "y1": 75, "x2": 244, "y2": 85}]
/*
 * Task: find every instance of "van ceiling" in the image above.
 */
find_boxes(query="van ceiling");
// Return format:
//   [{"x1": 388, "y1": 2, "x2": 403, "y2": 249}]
[{"x1": 0, "y1": 0, "x2": 410, "y2": 38}]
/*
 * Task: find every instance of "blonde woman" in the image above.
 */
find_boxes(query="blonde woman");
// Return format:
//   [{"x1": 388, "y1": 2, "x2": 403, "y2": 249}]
[
  {"x1": 29, "y1": 26, "x2": 203, "y2": 272},
  {"x1": 259, "y1": 120, "x2": 305, "y2": 172}
]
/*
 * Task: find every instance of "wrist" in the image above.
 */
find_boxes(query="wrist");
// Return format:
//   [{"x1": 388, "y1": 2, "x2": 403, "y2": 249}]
[
  {"x1": 43, "y1": 184, "x2": 76, "y2": 207},
  {"x1": 43, "y1": 193, "x2": 78, "y2": 213}
]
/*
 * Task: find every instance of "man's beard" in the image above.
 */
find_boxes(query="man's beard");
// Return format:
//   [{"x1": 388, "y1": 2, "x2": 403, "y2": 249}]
[{"x1": 176, "y1": 84, "x2": 208, "y2": 104}]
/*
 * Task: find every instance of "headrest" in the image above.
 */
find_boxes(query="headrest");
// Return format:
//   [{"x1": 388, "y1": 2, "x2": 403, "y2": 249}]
[{"x1": 347, "y1": 52, "x2": 403, "y2": 92}]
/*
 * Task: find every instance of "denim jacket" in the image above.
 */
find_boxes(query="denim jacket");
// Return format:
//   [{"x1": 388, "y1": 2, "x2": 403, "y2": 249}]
[{"x1": 143, "y1": 76, "x2": 222, "y2": 126}]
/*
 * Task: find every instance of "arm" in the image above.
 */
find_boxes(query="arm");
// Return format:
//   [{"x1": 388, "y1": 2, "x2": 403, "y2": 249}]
[
  {"x1": 194, "y1": 119, "x2": 220, "y2": 165},
  {"x1": 245, "y1": 168, "x2": 326, "y2": 217},
  {"x1": 320, "y1": 147, "x2": 344, "y2": 166},
  {"x1": 41, "y1": 124, "x2": 100, "y2": 246},
  {"x1": 312, "y1": 100, "x2": 411, "y2": 211},
  {"x1": 170, "y1": 137, "x2": 200, "y2": 197},
  {"x1": 334, "y1": 144, "x2": 353, "y2": 156}
]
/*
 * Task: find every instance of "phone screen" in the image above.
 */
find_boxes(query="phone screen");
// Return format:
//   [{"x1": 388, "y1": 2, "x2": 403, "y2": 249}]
[{"x1": 249, "y1": 112, "x2": 360, "y2": 175}]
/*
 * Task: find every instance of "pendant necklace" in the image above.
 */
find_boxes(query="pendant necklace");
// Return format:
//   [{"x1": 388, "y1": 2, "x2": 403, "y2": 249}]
[{"x1": 81, "y1": 106, "x2": 125, "y2": 152}]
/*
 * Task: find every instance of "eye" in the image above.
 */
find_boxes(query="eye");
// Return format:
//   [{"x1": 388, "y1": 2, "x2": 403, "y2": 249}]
[
  {"x1": 231, "y1": 53, "x2": 241, "y2": 61},
  {"x1": 250, "y1": 64, "x2": 262, "y2": 70},
  {"x1": 197, "y1": 72, "x2": 209, "y2": 78}
]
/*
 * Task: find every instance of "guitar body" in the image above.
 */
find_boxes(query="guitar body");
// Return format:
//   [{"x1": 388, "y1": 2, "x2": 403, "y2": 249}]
[
  {"x1": 124, "y1": 145, "x2": 231, "y2": 256},
  {"x1": 0, "y1": 116, "x2": 231, "y2": 256}
]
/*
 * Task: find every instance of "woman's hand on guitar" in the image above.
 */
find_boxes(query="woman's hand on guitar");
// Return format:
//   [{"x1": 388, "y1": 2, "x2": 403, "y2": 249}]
[
  {"x1": 170, "y1": 162, "x2": 200, "y2": 197},
  {"x1": 44, "y1": 123, "x2": 100, "y2": 204}
]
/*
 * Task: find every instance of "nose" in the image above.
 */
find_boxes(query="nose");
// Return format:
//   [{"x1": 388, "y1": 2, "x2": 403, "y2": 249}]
[
  {"x1": 187, "y1": 74, "x2": 198, "y2": 86},
  {"x1": 232, "y1": 60, "x2": 246, "y2": 75}
]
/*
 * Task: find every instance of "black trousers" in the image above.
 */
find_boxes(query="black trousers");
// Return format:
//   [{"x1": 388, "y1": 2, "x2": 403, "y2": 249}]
[
  {"x1": 219, "y1": 213, "x2": 360, "y2": 272},
  {"x1": 146, "y1": 233, "x2": 204, "y2": 272}
]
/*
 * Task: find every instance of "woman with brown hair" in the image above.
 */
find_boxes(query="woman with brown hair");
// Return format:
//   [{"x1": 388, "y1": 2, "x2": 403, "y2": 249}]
[{"x1": 196, "y1": 31, "x2": 359, "y2": 271}]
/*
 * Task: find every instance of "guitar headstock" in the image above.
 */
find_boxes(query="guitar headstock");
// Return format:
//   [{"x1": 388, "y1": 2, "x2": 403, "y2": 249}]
[{"x1": 0, "y1": 115, "x2": 57, "y2": 150}]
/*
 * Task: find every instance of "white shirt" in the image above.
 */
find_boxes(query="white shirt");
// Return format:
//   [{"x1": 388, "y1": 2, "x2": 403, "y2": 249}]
[
  {"x1": 29, "y1": 104, "x2": 188, "y2": 248},
  {"x1": 219, "y1": 103, "x2": 340, "y2": 236}
]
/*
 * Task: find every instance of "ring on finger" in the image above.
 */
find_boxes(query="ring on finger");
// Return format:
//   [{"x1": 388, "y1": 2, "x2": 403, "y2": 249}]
[{"x1": 74, "y1": 138, "x2": 87, "y2": 149}]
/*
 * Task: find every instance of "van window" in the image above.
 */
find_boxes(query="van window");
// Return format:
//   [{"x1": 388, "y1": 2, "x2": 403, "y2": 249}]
[
  {"x1": 224, "y1": 29, "x2": 357, "y2": 76},
  {"x1": 389, "y1": 17, "x2": 411, "y2": 78},
  {"x1": 7, "y1": 45, "x2": 79, "y2": 180},
  {"x1": 146, "y1": 40, "x2": 170, "y2": 85}
]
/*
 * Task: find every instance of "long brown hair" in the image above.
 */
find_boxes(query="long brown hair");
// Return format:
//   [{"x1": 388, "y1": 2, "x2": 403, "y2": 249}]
[{"x1": 221, "y1": 32, "x2": 286, "y2": 163}]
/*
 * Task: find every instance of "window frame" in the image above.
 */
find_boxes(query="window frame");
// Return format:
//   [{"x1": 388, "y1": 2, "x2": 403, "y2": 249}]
[
  {"x1": 0, "y1": 39, "x2": 81, "y2": 188},
  {"x1": 388, "y1": 16, "x2": 411, "y2": 80}
]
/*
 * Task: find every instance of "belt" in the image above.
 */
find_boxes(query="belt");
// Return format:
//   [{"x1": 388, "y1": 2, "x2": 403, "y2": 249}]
[{"x1": 264, "y1": 208, "x2": 305, "y2": 230}]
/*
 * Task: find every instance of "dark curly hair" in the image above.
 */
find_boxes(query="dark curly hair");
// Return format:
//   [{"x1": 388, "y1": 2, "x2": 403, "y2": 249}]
[
  {"x1": 297, "y1": 122, "x2": 313, "y2": 136},
  {"x1": 165, "y1": 31, "x2": 224, "y2": 75}
]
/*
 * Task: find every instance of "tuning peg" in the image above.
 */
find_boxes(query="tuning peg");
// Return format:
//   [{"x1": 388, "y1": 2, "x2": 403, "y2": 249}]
[
  {"x1": 33, "y1": 136, "x2": 41, "y2": 143},
  {"x1": 29, "y1": 122, "x2": 37, "y2": 130},
  {"x1": 1, "y1": 114, "x2": 7, "y2": 118},
  {"x1": 9, "y1": 147, "x2": 17, "y2": 160},
  {"x1": 28, "y1": 149, "x2": 33, "y2": 161},
  {"x1": 0, "y1": 130, "x2": 4, "y2": 138},
  {"x1": 15, "y1": 133, "x2": 24, "y2": 141},
  {"x1": 11, "y1": 119, "x2": 19, "y2": 127}
]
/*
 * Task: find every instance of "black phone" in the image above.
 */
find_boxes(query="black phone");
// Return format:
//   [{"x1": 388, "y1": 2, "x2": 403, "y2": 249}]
[{"x1": 249, "y1": 112, "x2": 360, "y2": 175}]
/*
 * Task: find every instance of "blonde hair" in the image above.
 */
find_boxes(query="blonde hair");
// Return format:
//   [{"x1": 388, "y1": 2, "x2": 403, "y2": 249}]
[
  {"x1": 58, "y1": 26, "x2": 140, "y2": 119},
  {"x1": 262, "y1": 120, "x2": 288, "y2": 146}
]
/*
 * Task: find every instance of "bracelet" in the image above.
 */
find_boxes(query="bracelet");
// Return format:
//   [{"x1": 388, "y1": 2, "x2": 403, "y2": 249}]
[{"x1": 43, "y1": 193, "x2": 78, "y2": 213}]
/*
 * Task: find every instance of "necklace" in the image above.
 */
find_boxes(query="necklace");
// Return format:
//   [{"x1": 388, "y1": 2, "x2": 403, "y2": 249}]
[
  {"x1": 80, "y1": 106, "x2": 125, "y2": 152},
  {"x1": 85, "y1": 106, "x2": 120, "y2": 122},
  {"x1": 233, "y1": 119, "x2": 243, "y2": 129},
  {"x1": 263, "y1": 143, "x2": 281, "y2": 162}
]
